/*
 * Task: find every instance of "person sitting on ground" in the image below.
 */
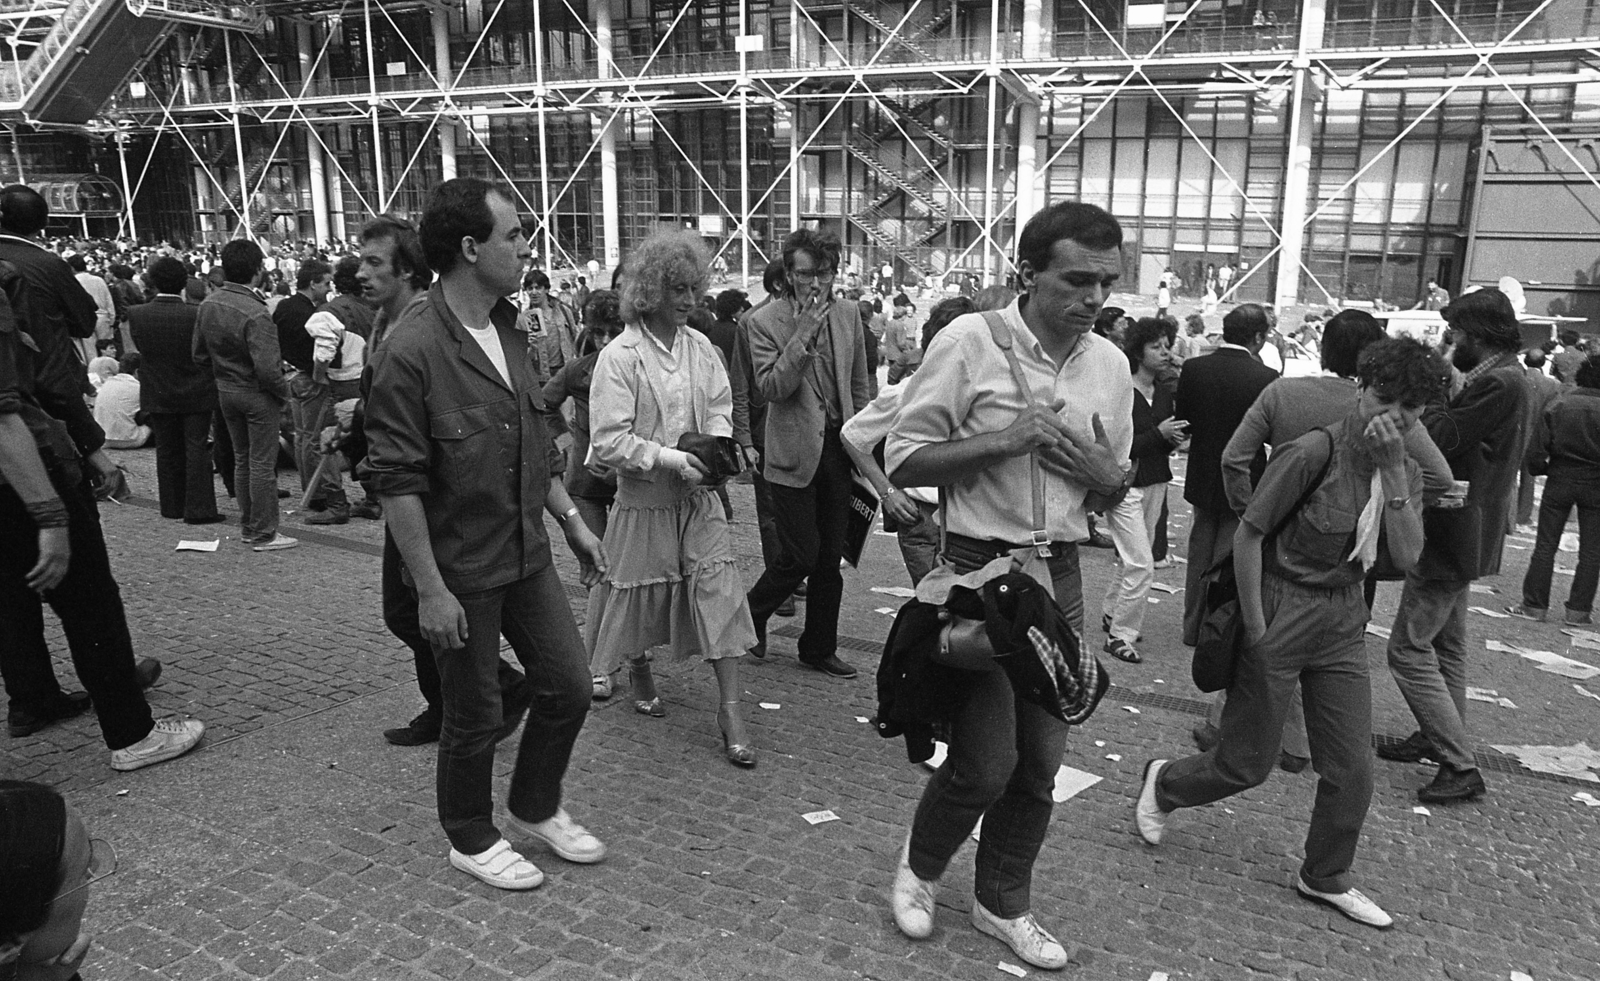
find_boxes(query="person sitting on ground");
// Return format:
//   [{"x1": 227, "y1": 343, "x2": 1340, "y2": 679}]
[
  {"x1": 1138, "y1": 336, "x2": 1440, "y2": 933},
  {"x1": 89, "y1": 355, "x2": 151, "y2": 449}
]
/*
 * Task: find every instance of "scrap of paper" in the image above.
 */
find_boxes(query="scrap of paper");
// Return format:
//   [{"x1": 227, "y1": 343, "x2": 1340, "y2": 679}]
[
  {"x1": 1105, "y1": 754, "x2": 1122, "y2": 762},
  {"x1": 1365, "y1": 623, "x2": 1392, "y2": 639},
  {"x1": 175, "y1": 540, "x2": 220, "y2": 552},
  {"x1": 1469, "y1": 584, "x2": 1497, "y2": 594},
  {"x1": 1561, "y1": 532, "x2": 1580, "y2": 552},
  {"x1": 1149, "y1": 974, "x2": 1171, "y2": 981},
  {"x1": 1412, "y1": 806, "x2": 1431, "y2": 816},
  {"x1": 1051, "y1": 765, "x2": 1103, "y2": 802},
  {"x1": 1470, "y1": 606, "x2": 1512, "y2": 619},
  {"x1": 800, "y1": 809, "x2": 840, "y2": 825},
  {"x1": 1486, "y1": 639, "x2": 1600, "y2": 680},
  {"x1": 1466, "y1": 687, "x2": 1517, "y2": 709},
  {"x1": 1572, "y1": 792, "x2": 1600, "y2": 807},
  {"x1": 998, "y1": 961, "x2": 1028, "y2": 977},
  {"x1": 855, "y1": 715, "x2": 870, "y2": 723},
  {"x1": 871, "y1": 586, "x2": 917, "y2": 598},
  {"x1": 1512, "y1": 972, "x2": 1535, "y2": 981},
  {"x1": 1094, "y1": 740, "x2": 1107, "y2": 747},
  {"x1": 875, "y1": 607, "x2": 897, "y2": 615},
  {"x1": 1147, "y1": 597, "x2": 1160, "y2": 604},
  {"x1": 1150, "y1": 582, "x2": 1182, "y2": 594},
  {"x1": 758, "y1": 702, "x2": 781, "y2": 710},
  {"x1": 1490, "y1": 742, "x2": 1600, "y2": 782},
  {"x1": 1575, "y1": 685, "x2": 1600, "y2": 702},
  {"x1": 1554, "y1": 566, "x2": 1575, "y2": 576},
  {"x1": 1123, "y1": 706, "x2": 1141, "y2": 714}
]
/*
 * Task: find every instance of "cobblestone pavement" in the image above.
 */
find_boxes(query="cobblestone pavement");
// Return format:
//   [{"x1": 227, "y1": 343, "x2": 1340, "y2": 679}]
[{"x1": 6, "y1": 446, "x2": 1598, "y2": 981}]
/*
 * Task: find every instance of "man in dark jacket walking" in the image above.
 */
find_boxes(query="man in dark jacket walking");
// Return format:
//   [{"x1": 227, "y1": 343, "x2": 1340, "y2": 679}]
[{"x1": 1380, "y1": 288, "x2": 1531, "y2": 804}]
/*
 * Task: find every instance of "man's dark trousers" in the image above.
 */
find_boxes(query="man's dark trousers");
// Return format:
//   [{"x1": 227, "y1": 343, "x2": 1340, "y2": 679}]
[
  {"x1": 382, "y1": 529, "x2": 527, "y2": 722},
  {"x1": 747, "y1": 429, "x2": 851, "y2": 663},
  {"x1": 149, "y1": 411, "x2": 220, "y2": 520},
  {"x1": 0, "y1": 475, "x2": 154, "y2": 749}
]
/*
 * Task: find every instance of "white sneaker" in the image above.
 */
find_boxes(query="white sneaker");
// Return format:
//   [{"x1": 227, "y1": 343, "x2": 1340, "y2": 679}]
[
  {"x1": 251, "y1": 534, "x2": 299, "y2": 552},
  {"x1": 1295, "y1": 876, "x2": 1394, "y2": 929},
  {"x1": 449, "y1": 839, "x2": 544, "y2": 890},
  {"x1": 1135, "y1": 759, "x2": 1169, "y2": 845},
  {"x1": 890, "y1": 838, "x2": 938, "y2": 939},
  {"x1": 507, "y1": 807, "x2": 606, "y2": 864},
  {"x1": 969, "y1": 902, "x2": 1068, "y2": 970},
  {"x1": 110, "y1": 718, "x2": 205, "y2": 771}
]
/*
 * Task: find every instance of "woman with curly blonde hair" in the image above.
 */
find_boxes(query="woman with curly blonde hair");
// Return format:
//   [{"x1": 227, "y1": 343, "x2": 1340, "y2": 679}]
[{"x1": 582, "y1": 229, "x2": 759, "y2": 767}]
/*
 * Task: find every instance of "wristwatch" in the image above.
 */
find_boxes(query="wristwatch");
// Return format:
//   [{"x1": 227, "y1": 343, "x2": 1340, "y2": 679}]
[
  {"x1": 556, "y1": 506, "x2": 581, "y2": 523},
  {"x1": 1386, "y1": 495, "x2": 1411, "y2": 511}
]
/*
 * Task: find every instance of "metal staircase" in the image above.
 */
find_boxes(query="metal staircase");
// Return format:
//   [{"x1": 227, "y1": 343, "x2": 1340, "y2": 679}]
[
  {"x1": 1, "y1": 0, "x2": 261, "y2": 123},
  {"x1": 842, "y1": 0, "x2": 954, "y2": 63}
]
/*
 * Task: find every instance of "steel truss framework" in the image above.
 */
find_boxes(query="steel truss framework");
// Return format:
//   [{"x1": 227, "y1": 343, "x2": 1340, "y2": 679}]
[{"x1": 15, "y1": 0, "x2": 1600, "y2": 305}]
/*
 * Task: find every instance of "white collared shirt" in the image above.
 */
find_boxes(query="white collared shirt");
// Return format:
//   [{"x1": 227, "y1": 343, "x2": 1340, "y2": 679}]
[
  {"x1": 641, "y1": 325, "x2": 692, "y2": 446},
  {"x1": 886, "y1": 297, "x2": 1134, "y2": 543}
]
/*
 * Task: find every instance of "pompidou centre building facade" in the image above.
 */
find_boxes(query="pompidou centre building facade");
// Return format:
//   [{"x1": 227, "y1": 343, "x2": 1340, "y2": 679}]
[{"x1": 0, "y1": 0, "x2": 1597, "y2": 321}]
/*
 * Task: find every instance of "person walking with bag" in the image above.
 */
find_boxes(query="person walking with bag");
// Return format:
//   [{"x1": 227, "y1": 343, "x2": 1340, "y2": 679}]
[
  {"x1": 582, "y1": 230, "x2": 759, "y2": 768},
  {"x1": 1136, "y1": 338, "x2": 1440, "y2": 931},
  {"x1": 884, "y1": 201, "x2": 1133, "y2": 970}
]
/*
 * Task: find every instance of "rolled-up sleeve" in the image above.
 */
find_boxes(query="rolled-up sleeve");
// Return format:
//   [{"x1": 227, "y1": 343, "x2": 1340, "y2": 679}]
[
  {"x1": 884, "y1": 326, "x2": 977, "y2": 479},
  {"x1": 842, "y1": 387, "x2": 899, "y2": 454},
  {"x1": 305, "y1": 310, "x2": 343, "y2": 365},
  {"x1": 361, "y1": 345, "x2": 433, "y2": 497}
]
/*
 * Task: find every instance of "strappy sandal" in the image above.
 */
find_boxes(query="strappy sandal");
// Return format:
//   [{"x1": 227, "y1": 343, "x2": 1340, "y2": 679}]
[{"x1": 629, "y1": 659, "x2": 664, "y2": 717}]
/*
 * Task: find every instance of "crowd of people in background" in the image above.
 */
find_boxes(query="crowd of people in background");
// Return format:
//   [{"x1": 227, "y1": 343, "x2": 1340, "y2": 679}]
[{"x1": 5, "y1": 175, "x2": 1600, "y2": 978}]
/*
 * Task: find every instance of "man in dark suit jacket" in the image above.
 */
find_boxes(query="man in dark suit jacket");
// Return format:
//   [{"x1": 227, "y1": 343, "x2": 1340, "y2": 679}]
[
  {"x1": 129, "y1": 256, "x2": 221, "y2": 524},
  {"x1": 1175, "y1": 303, "x2": 1279, "y2": 645},
  {"x1": 743, "y1": 230, "x2": 872, "y2": 678},
  {"x1": 1380, "y1": 288, "x2": 1531, "y2": 805},
  {"x1": 1514, "y1": 349, "x2": 1561, "y2": 529}
]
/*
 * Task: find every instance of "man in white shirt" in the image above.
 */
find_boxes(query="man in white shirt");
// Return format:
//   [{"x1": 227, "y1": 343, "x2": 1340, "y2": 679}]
[
  {"x1": 884, "y1": 200, "x2": 1132, "y2": 970},
  {"x1": 91, "y1": 354, "x2": 151, "y2": 448}
]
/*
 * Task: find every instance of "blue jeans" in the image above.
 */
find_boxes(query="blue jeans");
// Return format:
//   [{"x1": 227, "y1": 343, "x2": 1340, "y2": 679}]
[
  {"x1": 895, "y1": 499, "x2": 940, "y2": 586},
  {"x1": 906, "y1": 534, "x2": 1083, "y2": 918},
  {"x1": 1521, "y1": 473, "x2": 1600, "y2": 615},
  {"x1": 218, "y1": 389, "x2": 282, "y2": 543},
  {"x1": 1385, "y1": 574, "x2": 1474, "y2": 770},
  {"x1": 434, "y1": 562, "x2": 590, "y2": 854}
]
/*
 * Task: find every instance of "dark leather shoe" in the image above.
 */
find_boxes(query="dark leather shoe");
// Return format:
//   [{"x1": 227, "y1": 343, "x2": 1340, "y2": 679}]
[
  {"x1": 496, "y1": 680, "x2": 533, "y2": 744},
  {"x1": 383, "y1": 710, "x2": 441, "y2": 746},
  {"x1": 775, "y1": 596, "x2": 796, "y2": 617},
  {"x1": 803, "y1": 654, "x2": 858, "y2": 679},
  {"x1": 1085, "y1": 531, "x2": 1115, "y2": 549},
  {"x1": 793, "y1": 581, "x2": 807, "y2": 598},
  {"x1": 350, "y1": 502, "x2": 383, "y2": 520},
  {"x1": 1417, "y1": 764, "x2": 1486, "y2": 804},
  {"x1": 1279, "y1": 752, "x2": 1311, "y2": 774},
  {"x1": 136, "y1": 657, "x2": 162, "y2": 690},
  {"x1": 1192, "y1": 722, "x2": 1219, "y2": 752},
  {"x1": 1377, "y1": 731, "x2": 1437, "y2": 763},
  {"x1": 8, "y1": 691, "x2": 92, "y2": 737},
  {"x1": 305, "y1": 509, "x2": 349, "y2": 525}
]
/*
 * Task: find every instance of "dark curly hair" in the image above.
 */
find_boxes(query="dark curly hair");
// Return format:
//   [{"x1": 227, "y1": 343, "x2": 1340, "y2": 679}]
[
  {"x1": 1123, "y1": 316, "x2": 1172, "y2": 374},
  {"x1": 781, "y1": 228, "x2": 842, "y2": 276},
  {"x1": 1357, "y1": 337, "x2": 1445, "y2": 408},
  {"x1": 922, "y1": 296, "x2": 976, "y2": 350},
  {"x1": 1015, "y1": 201, "x2": 1122, "y2": 275}
]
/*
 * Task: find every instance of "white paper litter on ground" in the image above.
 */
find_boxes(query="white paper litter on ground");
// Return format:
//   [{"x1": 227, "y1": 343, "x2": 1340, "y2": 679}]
[
  {"x1": 1490, "y1": 742, "x2": 1600, "y2": 782},
  {"x1": 1573, "y1": 792, "x2": 1600, "y2": 807},
  {"x1": 1486, "y1": 639, "x2": 1600, "y2": 679},
  {"x1": 1147, "y1": 597, "x2": 1160, "y2": 604},
  {"x1": 871, "y1": 586, "x2": 917, "y2": 598},
  {"x1": 1106, "y1": 753, "x2": 1122, "y2": 762},
  {"x1": 1051, "y1": 765, "x2": 1103, "y2": 802},
  {"x1": 1467, "y1": 687, "x2": 1517, "y2": 709},
  {"x1": 1413, "y1": 806, "x2": 1431, "y2": 816},
  {"x1": 1554, "y1": 566, "x2": 1575, "y2": 576},
  {"x1": 801, "y1": 809, "x2": 840, "y2": 825},
  {"x1": 1149, "y1": 973, "x2": 1171, "y2": 981},
  {"x1": 1563, "y1": 629, "x2": 1600, "y2": 651},
  {"x1": 1365, "y1": 623, "x2": 1392, "y2": 639},
  {"x1": 997, "y1": 960, "x2": 1028, "y2": 977},
  {"x1": 1470, "y1": 606, "x2": 1513, "y2": 619},
  {"x1": 1575, "y1": 685, "x2": 1600, "y2": 702},
  {"x1": 1123, "y1": 706, "x2": 1141, "y2": 714},
  {"x1": 875, "y1": 607, "x2": 897, "y2": 615},
  {"x1": 1469, "y1": 584, "x2": 1498, "y2": 594},
  {"x1": 1150, "y1": 582, "x2": 1182, "y2": 594},
  {"x1": 1507, "y1": 544, "x2": 1528, "y2": 550},
  {"x1": 175, "y1": 540, "x2": 220, "y2": 552},
  {"x1": 855, "y1": 715, "x2": 870, "y2": 723},
  {"x1": 1511, "y1": 971, "x2": 1535, "y2": 981},
  {"x1": 1094, "y1": 740, "x2": 1107, "y2": 747},
  {"x1": 758, "y1": 702, "x2": 781, "y2": 710},
  {"x1": 1561, "y1": 532, "x2": 1580, "y2": 552}
]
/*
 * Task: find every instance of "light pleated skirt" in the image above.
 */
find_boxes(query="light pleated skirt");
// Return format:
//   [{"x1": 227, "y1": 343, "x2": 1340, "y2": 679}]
[{"x1": 585, "y1": 471, "x2": 756, "y2": 676}]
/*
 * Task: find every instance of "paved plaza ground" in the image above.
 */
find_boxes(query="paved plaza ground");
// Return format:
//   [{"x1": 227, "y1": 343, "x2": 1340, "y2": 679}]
[{"x1": 5, "y1": 442, "x2": 1598, "y2": 981}]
